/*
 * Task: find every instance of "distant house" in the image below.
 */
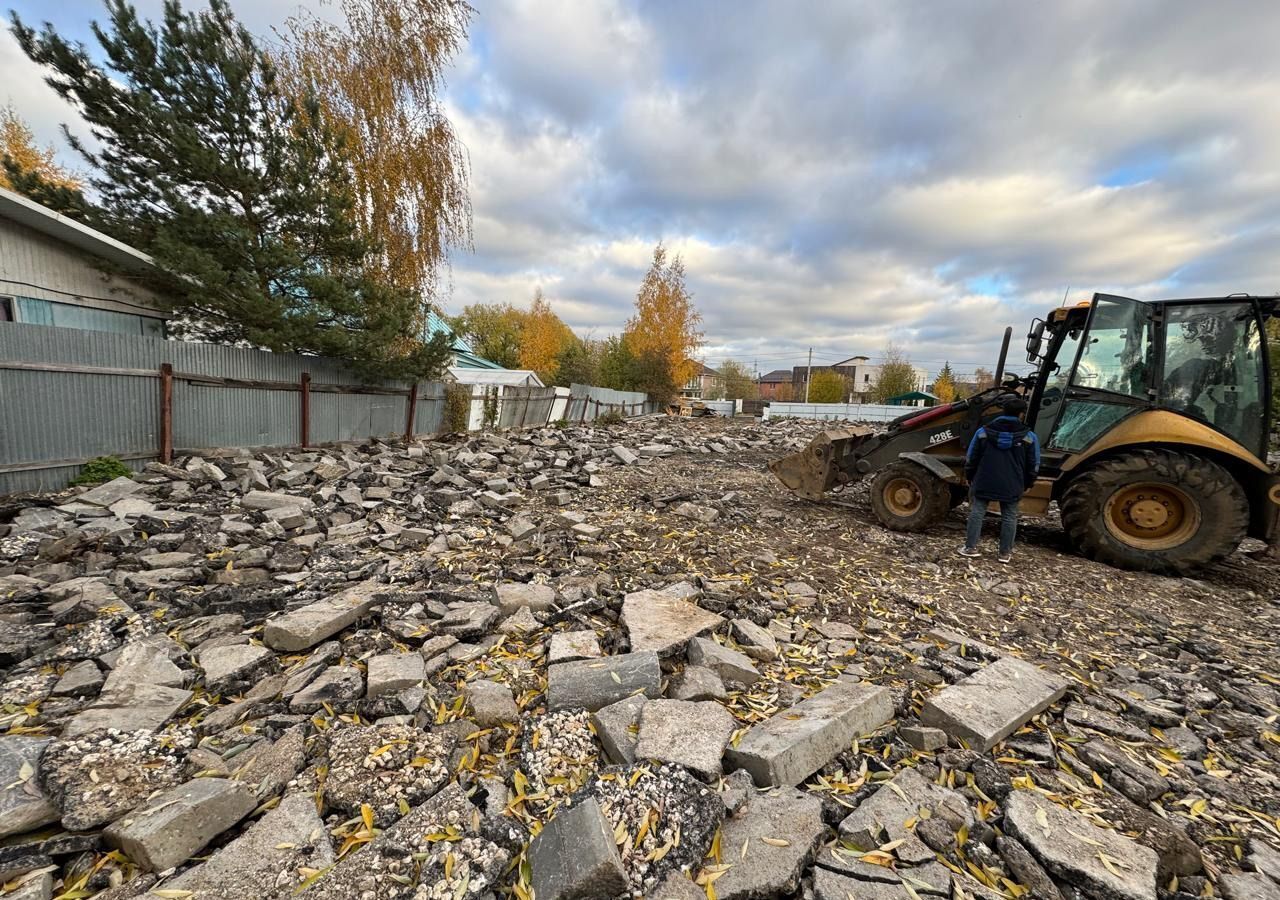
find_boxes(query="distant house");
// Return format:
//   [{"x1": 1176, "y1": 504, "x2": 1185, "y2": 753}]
[
  {"x1": 793, "y1": 355, "x2": 930, "y2": 401},
  {"x1": 831, "y1": 355, "x2": 880, "y2": 397},
  {"x1": 757, "y1": 368, "x2": 793, "y2": 400},
  {"x1": 681, "y1": 361, "x2": 720, "y2": 399},
  {"x1": 0, "y1": 186, "x2": 168, "y2": 337}
]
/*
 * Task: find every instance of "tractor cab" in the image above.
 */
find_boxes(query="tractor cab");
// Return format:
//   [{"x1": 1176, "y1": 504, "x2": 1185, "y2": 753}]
[{"x1": 1023, "y1": 294, "x2": 1274, "y2": 477}]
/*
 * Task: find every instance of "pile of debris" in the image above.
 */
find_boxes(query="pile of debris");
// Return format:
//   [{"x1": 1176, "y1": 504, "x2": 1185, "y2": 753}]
[{"x1": 0, "y1": 417, "x2": 1275, "y2": 900}]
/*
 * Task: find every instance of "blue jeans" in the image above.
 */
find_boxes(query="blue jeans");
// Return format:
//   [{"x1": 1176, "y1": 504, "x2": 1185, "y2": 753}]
[{"x1": 965, "y1": 497, "x2": 1019, "y2": 554}]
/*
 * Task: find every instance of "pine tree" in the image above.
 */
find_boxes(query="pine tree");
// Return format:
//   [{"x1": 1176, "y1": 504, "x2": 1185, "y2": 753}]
[
  {"x1": 933, "y1": 360, "x2": 958, "y2": 403},
  {"x1": 10, "y1": 0, "x2": 450, "y2": 380}
]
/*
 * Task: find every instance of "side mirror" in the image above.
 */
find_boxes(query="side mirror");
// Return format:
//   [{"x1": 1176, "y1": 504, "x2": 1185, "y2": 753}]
[{"x1": 1026, "y1": 319, "x2": 1046, "y2": 362}]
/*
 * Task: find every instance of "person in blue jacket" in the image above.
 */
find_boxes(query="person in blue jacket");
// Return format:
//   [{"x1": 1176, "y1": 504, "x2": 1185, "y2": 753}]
[{"x1": 957, "y1": 395, "x2": 1040, "y2": 563}]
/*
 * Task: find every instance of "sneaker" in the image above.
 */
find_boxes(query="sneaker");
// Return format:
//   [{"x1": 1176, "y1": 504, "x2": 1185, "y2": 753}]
[
  {"x1": 997, "y1": 552, "x2": 1012, "y2": 564},
  {"x1": 956, "y1": 547, "x2": 981, "y2": 558}
]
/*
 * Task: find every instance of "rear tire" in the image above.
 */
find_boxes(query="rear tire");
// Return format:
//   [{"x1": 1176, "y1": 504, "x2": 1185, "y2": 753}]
[
  {"x1": 870, "y1": 461, "x2": 952, "y2": 532},
  {"x1": 1060, "y1": 449, "x2": 1247, "y2": 574}
]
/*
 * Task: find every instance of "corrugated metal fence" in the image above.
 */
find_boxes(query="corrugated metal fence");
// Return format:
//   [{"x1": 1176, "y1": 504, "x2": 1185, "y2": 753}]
[
  {"x1": 0, "y1": 325, "x2": 651, "y2": 494},
  {"x1": 497, "y1": 386, "x2": 558, "y2": 430},
  {"x1": 566, "y1": 383, "x2": 660, "y2": 422}
]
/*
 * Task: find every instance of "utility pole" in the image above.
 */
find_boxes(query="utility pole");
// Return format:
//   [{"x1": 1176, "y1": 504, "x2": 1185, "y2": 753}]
[{"x1": 804, "y1": 347, "x2": 813, "y2": 402}]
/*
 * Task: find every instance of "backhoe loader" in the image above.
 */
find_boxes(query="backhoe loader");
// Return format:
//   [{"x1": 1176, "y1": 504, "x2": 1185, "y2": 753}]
[{"x1": 770, "y1": 293, "x2": 1280, "y2": 574}]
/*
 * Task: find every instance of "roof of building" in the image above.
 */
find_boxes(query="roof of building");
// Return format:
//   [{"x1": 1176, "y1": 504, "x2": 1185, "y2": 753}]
[
  {"x1": 425, "y1": 308, "x2": 479, "y2": 353},
  {"x1": 691, "y1": 361, "x2": 719, "y2": 377},
  {"x1": 453, "y1": 350, "x2": 504, "y2": 370},
  {"x1": 0, "y1": 187, "x2": 157, "y2": 275},
  {"x1": 448, "y1": 367, "x2": 545, "y2": 387},
  {"x1": 759, "y1": 368, "x2": 792, "y2": 382},
  {"x1": 885, "y1": 390, "x2": 940, "y2": 405},
  {"x1": 832, "y1": 355, "x2": 872, "y2": 367}
]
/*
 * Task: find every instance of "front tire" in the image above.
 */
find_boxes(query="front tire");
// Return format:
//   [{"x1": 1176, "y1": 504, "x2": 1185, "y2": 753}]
[
  {"x1": 1060, "y1": 449, "x2": 1248, "y2": 574},
  {"x1": 870, "y1": 461, "x2": 952, "y2": 532}
]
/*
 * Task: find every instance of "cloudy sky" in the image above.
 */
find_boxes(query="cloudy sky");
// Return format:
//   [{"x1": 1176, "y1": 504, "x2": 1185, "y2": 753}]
[{"x1": 6, "y1": 1, "x2": 1280, "y2": 379}]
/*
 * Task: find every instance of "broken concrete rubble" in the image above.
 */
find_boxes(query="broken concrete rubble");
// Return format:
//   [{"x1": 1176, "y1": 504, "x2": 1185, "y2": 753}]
[
  {"x1": 1006, "y1": 789, "x2": 1159, "y2": 900},
  {"x1": 529, "y1": 796, "x2": 628, "y2": 900},
  {"x1": 546, "y1": 650, "x2": 662, "y2": 711},
  {"x1": 0, "y1": 417, "x2": 1273, "y2": 899},
  {"x1": 712, "y1": 786, "x2": 825, "y2": 899},
  {"x1": 262, "y1": 578, "x2": 385, "y2": 651},
  {"x1": 635, "y1": 699, "x2": 735, "y2": 778},
  {"x1": 0, "y1": 737, "x2": 58, "y2": 839},
  {"x1": 921, "y1": 655, "x2": 1069, "y2": 751},
  {"x1": 105, "y1": 777, "x2": 256, "y2": 872},
  {"x1": 621, "y1": 582, "x2": 721, "y2": 656},
  {"x1": 726, "y1": 680, "x2": 893, "y2": 786},
  {"x1": 839, "y1": 767, "x2": 973, "y2": 864}
]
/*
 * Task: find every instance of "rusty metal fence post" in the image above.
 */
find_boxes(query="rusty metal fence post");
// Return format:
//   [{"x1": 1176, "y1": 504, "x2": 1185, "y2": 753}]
[
  {"x1": 405, "y1": 382, "x2": 418, "y2": 441},
  {"x1": 300, "y1": 372, "x2": 311, "y2": 448},
  {"x1": 159, "y1": 363, "x2": 173, "y2": 463}
]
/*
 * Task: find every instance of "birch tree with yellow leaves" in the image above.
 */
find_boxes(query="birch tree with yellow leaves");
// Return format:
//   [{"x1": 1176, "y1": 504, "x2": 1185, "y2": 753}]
[
  {"x1": 276, "y1": 0, "x2": 472, "y2": 307},
  {"x1": 0, "y1": 105, "x2": 79, "y2": 192},
  {"x1": 518, "y1": 289, "x2": 575, "y2": 385},
  {"x1": 623, "y1": 244, "x2": 703, "y2": 397}
]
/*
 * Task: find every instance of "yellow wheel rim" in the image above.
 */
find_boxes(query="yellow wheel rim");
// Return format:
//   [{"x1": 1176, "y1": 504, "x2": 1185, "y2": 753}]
[
  {"x1": 1104, "y1": 482, "x2": 1200, "y2": 550},
  {"x1": 883, "y1": 477, "x2": 923, "y2": 517}
]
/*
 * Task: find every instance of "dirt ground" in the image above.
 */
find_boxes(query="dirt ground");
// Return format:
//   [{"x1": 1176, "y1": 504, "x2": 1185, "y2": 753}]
[{"x1": 596, "y1": 417, "x2": 1280, "y2": 677}]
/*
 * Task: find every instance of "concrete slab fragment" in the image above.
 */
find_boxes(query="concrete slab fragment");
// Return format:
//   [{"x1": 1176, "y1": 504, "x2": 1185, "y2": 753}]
[
  {"x1": 0, "y1": 737, "x2": 58, "y2": 839},
  {"x1": 263, "y1": 579, "x2": 385, "y2": 651},
  {"x1": 713, "y1": 787, "x2": 825, "y2": 899},
  {"x1": 687, "y1": 637, "x2": 759, "y2": 684},
  {"x1": 920, "y1": 656, "x2": 1069, "y2": 752},
  {"x1": 726, "y1": 681, "x2": 893, "y2": 787},
  {"x1": 1005, "y1": 789, "x2": 1158, "y2": 900},
  {"x1": 529, "y1": 796, "x2": 628, "y2": 900},
  {"x1": 546, "y1": 652, "x2": 661, "y2": 712},
  {"x1": 106, "y1": 777, "x2": 257, "y2": 872},
  {"x1": 622, "y1": 584, "x2": 721, "y2": 657},
  {"x1": 591, "y1": 695, "x2": 646, "y2": 765},
  {"x1": 635, "y1": 700, "x2": 735, "y2": 779}
]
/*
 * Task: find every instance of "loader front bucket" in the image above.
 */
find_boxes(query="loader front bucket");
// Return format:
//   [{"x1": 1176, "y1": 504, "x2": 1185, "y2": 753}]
[{"x1": 768, "y1": 426, "x2": 873, "y2": 501}]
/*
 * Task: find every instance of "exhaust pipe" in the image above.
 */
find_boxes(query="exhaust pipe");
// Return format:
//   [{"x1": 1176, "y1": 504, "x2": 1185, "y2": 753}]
[{"x1": 993, "y1": 326, "x2": 1013, "y2": 386}]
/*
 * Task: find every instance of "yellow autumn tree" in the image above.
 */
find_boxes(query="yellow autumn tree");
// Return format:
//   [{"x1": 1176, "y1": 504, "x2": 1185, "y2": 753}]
[
  {"x1": 932, "y1": 361, "x2": 958, "y2": 403},
  {"x1": 518, "y1": 289, "x2": 575, "y2": 385},
  {"x1": 623, "y1": 243, "x2": 704, "y2": 391},
  {"x1": 276, "y1": 0, "x2": 472, "y2": 305},
  {"x1": 0, "y1": 105, "x2": 79, "y2": 191}
]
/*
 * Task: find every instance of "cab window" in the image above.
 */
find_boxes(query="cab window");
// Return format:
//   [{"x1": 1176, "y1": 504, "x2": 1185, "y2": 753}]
[
  {"x1": 1161, "y1": 303, "x2": 1265, "y2": 454},
  {"x1": 1071, "y1": 298, "x2": 1155, "y2": 398}
]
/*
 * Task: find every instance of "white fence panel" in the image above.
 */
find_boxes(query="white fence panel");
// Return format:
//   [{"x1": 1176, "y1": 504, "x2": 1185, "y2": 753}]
[{"x1": 763, "y1": 402, "x2": 913, "y2": 423}]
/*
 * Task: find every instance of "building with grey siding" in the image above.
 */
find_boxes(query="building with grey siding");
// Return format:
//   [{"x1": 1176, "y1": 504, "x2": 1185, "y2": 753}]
[{"x1": 0, "y1": 187, "x2": 168, "y2": 337}]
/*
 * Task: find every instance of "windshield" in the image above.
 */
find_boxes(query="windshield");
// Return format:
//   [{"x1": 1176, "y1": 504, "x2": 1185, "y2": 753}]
[
  {"x1": 1161, "y1": 302, "x2": 1265, "y2": 454},
  {"x1": 1071, "y1": 298, "x2": 1154, "y2": 398}
]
